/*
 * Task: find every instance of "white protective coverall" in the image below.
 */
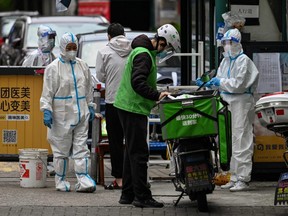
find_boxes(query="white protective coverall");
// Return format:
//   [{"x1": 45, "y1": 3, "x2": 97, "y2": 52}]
[
  {"x1": 22, "y1": 25, "x2": 56, "y2": 66},
  {"x1": 40, "y1": 32, "x2": 96, "y2": 192},
  {"x1": 216, "y1": 29, "x2": 259, "y2": 183}
]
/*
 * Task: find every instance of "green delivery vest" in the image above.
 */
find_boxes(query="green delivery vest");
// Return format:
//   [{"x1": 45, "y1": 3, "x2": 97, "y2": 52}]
[{"x1": 114, "y1": 47, "x2": 157, "y2": 116}]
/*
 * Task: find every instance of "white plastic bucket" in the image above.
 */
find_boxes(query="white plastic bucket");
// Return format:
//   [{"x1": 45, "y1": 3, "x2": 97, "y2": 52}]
[{"x1": 18, "y1": 148, "x2": 48, "y2": 188}]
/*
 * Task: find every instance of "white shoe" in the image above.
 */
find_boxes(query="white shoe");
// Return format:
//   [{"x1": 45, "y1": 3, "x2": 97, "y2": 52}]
[
  {"x1": 220, "y1": 181, "x2": 235, "y2": 189},
  {"x1": 229, "y1": 181, "x2": 249, "y2": 192}
]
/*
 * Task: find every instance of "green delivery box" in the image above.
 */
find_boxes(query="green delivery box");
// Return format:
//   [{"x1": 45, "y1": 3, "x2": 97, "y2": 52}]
[
  {"x1": 159, "y1": 89, "x2": 232, "y2": 171},
  {"x1": 159, "y1": 91, "x2": 221, "y2": 140}
]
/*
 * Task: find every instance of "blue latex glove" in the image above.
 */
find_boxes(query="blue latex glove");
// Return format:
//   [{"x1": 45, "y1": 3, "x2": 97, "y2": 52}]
[
  {"x1": 43, "y1": 109, "x2": 52, "y2": 129},
  {"x1": 209, "y1": 77, "x2": 221, "y2": 86},
  {"x1": 204, "y1": 82, "x2": 212, "y2": 88},
  {"x1": 89, "y1": 106, "x2": 95, "y2": 122},
  {"x1": 196, "y1": 78, "x2": 204, "y2": 87}
]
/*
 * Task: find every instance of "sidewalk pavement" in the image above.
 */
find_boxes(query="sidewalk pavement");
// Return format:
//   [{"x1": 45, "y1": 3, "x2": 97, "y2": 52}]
[{"x1": 0, "y1": 160, "x2": 287, "y2": 216}]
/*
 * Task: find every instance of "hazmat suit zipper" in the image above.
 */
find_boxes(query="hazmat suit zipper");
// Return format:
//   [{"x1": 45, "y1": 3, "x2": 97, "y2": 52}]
[
  {"x1": 227, "y1": 52, "x2": 243, "y2": 78},
  {"x1": 221, "y1": 53, "x2": 253, "y2": 95},
  {"x1": 70, "y1": 61, "x2": 81, "y2": 127}
]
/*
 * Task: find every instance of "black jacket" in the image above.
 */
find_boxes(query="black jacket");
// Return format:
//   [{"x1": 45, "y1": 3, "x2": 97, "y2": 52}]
[{"x1": 130, "y1": 34, "x2": 160, "y2": 101}]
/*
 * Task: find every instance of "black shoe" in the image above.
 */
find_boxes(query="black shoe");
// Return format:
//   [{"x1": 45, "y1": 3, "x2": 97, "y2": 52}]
[
  {"x1": 119, "y1": 195, "x2": 134, "y2": 205},
  {"x1": 132, "y1": 198, "x2": 164, "y2": 208},
  {"x1": 104, "y1": 180, "x2": 122, "y2": 190}
]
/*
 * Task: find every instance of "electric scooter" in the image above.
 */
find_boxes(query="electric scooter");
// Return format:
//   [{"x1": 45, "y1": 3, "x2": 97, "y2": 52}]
[
  {"x1": 158, "y1": 73, "x2": 232, "y2": 212},
  {"x1": 255, "y1": 92, "x2": 288, "y2": 205}
]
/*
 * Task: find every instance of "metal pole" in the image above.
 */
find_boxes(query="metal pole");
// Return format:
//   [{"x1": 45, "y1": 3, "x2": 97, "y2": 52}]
[
  {"x1": 173, "y1": 42, "x2": 204, "y2": 78},
  {"x1": 173, "y1": 52, "x2": 202, "y2": 56},
  {"x1": 209, "y1": 0, "x2": 215, "y2": 70},
  {"x1": 180, "y1": 0, "x2": 192, "y2": 85},
  {"x1": 198, "y1": 41, "x2": 204, "y2": 78},
  {"x1": 90, "y1": 84, "x2": 101, "y2": 181}
]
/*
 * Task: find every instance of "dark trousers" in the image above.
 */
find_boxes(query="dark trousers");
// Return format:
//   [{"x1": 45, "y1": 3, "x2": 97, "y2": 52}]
[
  {"x1": 105, "y1": 103, "x2": 124, "y2": 178},
  {"x1": 117, "y1": 108, "x2": 152, "y2": 200}
]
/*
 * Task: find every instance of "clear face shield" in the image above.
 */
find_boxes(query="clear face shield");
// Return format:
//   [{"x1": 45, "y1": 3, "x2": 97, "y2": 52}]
[
  {"x1": 221, "y1": 40, "x2": 232, "y2": 53},
  {"x1": 38, "y1": 30, "x2": 57, "y2": 53},
  {"x1": 221, "y1": 38, "x2": 241, "y2": 58},
  {"x1": 221, "y1": 40, "x2": 232, "y2": 46},
  {"x1": 157, "y1": 46, "x2": 175, "y2": 64}
]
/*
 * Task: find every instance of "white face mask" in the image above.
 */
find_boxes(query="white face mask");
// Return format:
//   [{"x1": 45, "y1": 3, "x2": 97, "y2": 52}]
[
  {"x1": 223, "y1": 44, "x2": 231, "y2": 53},
  {"x1": 66, "y1": 51, "x2": 77, "y2": 61}
]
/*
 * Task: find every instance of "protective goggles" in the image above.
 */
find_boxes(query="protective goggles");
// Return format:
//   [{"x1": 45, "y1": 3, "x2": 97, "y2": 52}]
[
  {"x1": 221, "y1": 36, "x2": 239, "y2": 45},
  {"x1": 41, "y1": 30, "x2": 57, "y2": 39}
]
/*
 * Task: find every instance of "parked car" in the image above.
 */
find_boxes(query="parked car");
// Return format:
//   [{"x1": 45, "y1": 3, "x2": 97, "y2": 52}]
[
  {"x1": 88, "y1": 14, "x2": 110, "y2": 26},
  {"x1": 77, "y1": 31, "x2": 212, "y2": 86},
  {"x1": 77, "y1": 31, "x2": 181, "y2": 87},
  {"x1": 1, "y1": 16, "x2": 108, "y2": 66},
  {"x1": 0, "y1": 11, "x2": 39, "y2": 47}
]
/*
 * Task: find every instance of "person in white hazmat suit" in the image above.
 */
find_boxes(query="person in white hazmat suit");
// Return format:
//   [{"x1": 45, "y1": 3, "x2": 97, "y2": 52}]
[
  {"x1": 40, "y1": 32, "x2": 96, "y2": 192},
  {"x1": 22, "y1": 25, "x2": 56, "y2": 66},
  {"x1": 197, "y1": 28, "x2": 259, "y2": 191}
]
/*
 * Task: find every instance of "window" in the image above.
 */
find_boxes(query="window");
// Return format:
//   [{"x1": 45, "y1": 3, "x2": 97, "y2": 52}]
[{"x1": 8, "y1": 21, "x2": 24, "y2": 44}]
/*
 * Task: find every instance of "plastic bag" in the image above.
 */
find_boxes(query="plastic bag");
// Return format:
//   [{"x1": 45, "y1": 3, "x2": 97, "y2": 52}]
[
  {"x1": 213, "y1": 172, "x2": 231, "y2": 186},
  {"x1": 222, "y1": 11, "x2": 246, "y2": 32},
  {"x1": 56, "y1": 0, "x2": 71, "y2": 12}
]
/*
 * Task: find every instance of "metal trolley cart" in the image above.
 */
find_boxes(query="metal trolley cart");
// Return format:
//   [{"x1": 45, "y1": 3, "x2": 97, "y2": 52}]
[{"x1": 158, "y1": 89, "x2": 232, "y2": 212}]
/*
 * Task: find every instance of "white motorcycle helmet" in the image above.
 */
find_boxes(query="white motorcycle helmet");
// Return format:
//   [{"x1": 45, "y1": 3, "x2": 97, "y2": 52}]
[{"x1": 157, "y1": 24, "x2": 181, "y2": 63}]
